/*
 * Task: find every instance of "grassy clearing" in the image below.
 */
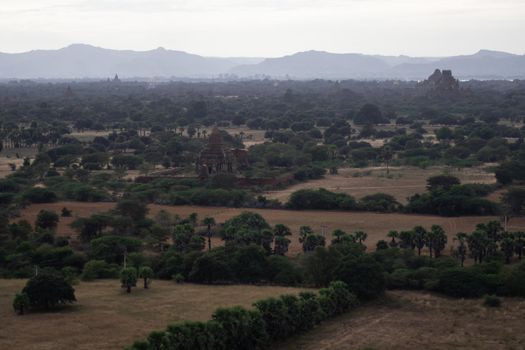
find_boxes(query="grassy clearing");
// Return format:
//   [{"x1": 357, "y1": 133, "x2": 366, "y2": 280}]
[
  {"x1": 17, "y1": 202, "x2": 525, "y2": 256},
  {"x1": 276, "y1": 290, "x2": 525, "y2": 350},
  {"x1": 0, "y1": 279, "x2": 308, "y2": 350}
]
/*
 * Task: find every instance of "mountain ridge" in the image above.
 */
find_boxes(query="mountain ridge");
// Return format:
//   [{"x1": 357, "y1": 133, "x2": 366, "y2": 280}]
[{"x1": 0, "y1": 44, "x2": 524, "y2": 80}]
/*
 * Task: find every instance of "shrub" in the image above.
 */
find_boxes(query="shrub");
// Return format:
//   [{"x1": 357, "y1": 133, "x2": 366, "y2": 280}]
[
  {"x1": 120, "y1": 268, "x2": 138, "y2": 293},
  {"x1": 13, "y1": 292, "x2": 30, "y2": 315},
  {"x1": 483, "y1": 295, "x2": 502, "y2": 307},
  {"x1": 21, "y1": 188, "x2": 57, "y2": 203},
  {"x1": 212, "y1": 306, "x2": 268, "y2": 350},
  {"x1": 334, "y1": 256, "x2": 386, "y2": 300},
  {"x1": 82, "y1": 260, "x2": 120, "y2": 280},
  {"x1": 437, "y1": 268, "x2": 486, "y2": 298},
  {"x1": 22, "y1": 271, "x2": 76, "y2": 309}
]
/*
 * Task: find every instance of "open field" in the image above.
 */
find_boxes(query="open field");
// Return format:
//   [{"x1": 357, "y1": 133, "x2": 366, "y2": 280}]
[
  {"x1": 17, "y1": 202, "x2": 525, "y2": 256},
  {"x1": 265, "y1": 165, "x2": 496, "y2": 204},
  {"x1": 0, "y1": 147, "x2": 38, "y2": 178},
  {"x1": 277, "y1": 290, "x2": 525, "y2": 350},
  {"x1": 0, "y1": 279, "x2": 308, "y2": 350}
]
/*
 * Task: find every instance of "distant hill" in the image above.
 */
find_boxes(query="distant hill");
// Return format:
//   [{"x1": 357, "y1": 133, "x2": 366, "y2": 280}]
[
  {"x1": 0, "y1": 44, "x2": 249, "y2": 79},
  {"x1": 0, "y1": 44, "x2": 524, "y2": 80}
]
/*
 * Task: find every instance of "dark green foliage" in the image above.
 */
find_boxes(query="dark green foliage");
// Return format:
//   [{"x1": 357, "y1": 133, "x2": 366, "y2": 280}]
[
  {"x1": 212, "y1": 306, "x2": 268, "y2": 350},
  {"x1": 35, "y1": 210, "x2": 59, "y2": 231},
  {"x1": 334, "y1": 255, "x2": 386, "y2": 300},
  {"x1": 22, "y1": 271, "x2": 76, "y2": 309},
  {"x1": 287, "y1": 188, "x2": 357, "y2": 210},
  {"x1": 90, "y1": 236, "x2": 142, "y2": 264},
  {"x1": 13, "y1": 292, "x2": 30, "y2": 315},
  {"x1": 483, "y1": 295, "x2": 502, "y2": 307},
  {"x1": 21, "y1": 187, "x2": 57, "y2": 203},
  {"x1": 359, "y1": 193, "x2": 401, "y2": 212},
  {"x1": 437, "y1": 268, "x2": 486, "y2": 298},
  {"x1": 120, "y1": 267, "x2": 138, "y2": 293}
]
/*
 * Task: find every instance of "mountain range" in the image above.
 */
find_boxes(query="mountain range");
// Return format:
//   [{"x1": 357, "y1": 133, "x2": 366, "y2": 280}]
[{"x1": 0, "y1": 44, "x2": 524, "y2": 80}]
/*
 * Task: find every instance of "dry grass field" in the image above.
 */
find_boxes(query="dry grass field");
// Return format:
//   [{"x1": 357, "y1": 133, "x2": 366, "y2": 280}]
[
  {"x1": 276, "y1": 290, "x2": 525, "y2": 350},
  {"x1": 17, "y1": 202, "x2": 525, "y2": 256},
  {"x1": 0, "y1": 279, "x2": 308, "y2": 350},
  {"x1": 0, "y1": 147, "x2": 38, "y2": 178},
  {"x1": 265, "y1": 165, "x2": 496, "y2": 204}
]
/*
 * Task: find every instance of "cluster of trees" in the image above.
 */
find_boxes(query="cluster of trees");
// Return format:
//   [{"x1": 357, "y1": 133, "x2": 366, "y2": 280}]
[
  {"x1": 128, "y1": 281, "x2": 358, "y2": 350},
  {"x1": 287, "y1": 175, "x2": 499, "y2": 216}
]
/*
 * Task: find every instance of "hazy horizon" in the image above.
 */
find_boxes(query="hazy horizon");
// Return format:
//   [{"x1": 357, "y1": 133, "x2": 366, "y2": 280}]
[{"x1": 1, "y1": 0, "x2": 524, "y2": 57}]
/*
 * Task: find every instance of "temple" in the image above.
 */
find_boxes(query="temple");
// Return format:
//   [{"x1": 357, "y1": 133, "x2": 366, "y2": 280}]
[{"x1": 196, "y1": 128, "x2": 248, "y2": 178}]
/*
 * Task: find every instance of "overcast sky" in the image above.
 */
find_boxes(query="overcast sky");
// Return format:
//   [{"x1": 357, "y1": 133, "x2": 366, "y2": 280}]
[{"x1": 0, "y1": 0, "x2": 524, "y2": 57}]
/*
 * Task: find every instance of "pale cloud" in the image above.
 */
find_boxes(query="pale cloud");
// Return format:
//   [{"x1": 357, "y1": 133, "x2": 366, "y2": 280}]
[{"x1": 0, "y1": 0, "x2": 523, "y2": 56}]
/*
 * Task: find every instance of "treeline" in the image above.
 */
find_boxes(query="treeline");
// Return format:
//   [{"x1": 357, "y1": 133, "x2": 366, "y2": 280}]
[
  {"x1": 128, "y1": 281, "x2": 357, "y2": 350},
  {"x1": 287, "y1": 175, "x2": 498, "y2": 216}
]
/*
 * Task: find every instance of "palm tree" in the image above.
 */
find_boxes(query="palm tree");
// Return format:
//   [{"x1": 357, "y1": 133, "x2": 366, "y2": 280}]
[
  {"x1": 387, "y1": 230, "x2": 399, "y2": 247},
  {"x1": 413, "y1": 226, "x2": 427, "y2": 256},
  {"x1": 453, "y1": 232, "x2": 468, "y2": 267},
  {"x1": 202, "y1": 217, "x2": 216, "y2": 252},
  {"x1": 332, "y1": 229, "x2": 347, "y2": 244},
  {"x1": 354, "y1": 231, "x2": 368, "y2": 244}
]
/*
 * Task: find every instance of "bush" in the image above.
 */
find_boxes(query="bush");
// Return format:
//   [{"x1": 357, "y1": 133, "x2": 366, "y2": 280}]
[
  {"x1": 21, "y1": 188, "x2": 57, "y2": 203},
  {"x1": 212, "y1": 306, "x2": 268, "y2": 350},
  {"x1": 22, "y1": 271, "x2": 76, "y2": 309},
  {"x1": 287, "y1": 188, "x2": 357, "y2": 210},
  {"x1": 13, "y1": 292, "x2": 30, "y2": 315},
  {"x1": 503, "y1": 263, "x2": 525, "y2": 296},
  {"x1": 334, "y1": 256, "x2": 386, "y2": 300},
  {"x1": 437, "y1": 268, "x2": 486, "y2": 298},
  {"x1": 483, "y1": 295, "x2": 502, "y2": 307},
  {"x1": 82, "y1": 260, "x2": 120, "y2": 280}
]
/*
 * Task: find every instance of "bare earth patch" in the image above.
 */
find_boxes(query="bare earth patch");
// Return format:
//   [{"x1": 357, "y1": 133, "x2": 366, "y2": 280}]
[
  {"x1": 265, "y1": 166, "x2": 496, "y2": 204},
  {"x1": 0, "y1": 279, "x2": 308, "y2": 350},
  {"x1": 276, "y1": 290, "x2": 525, "y2": 350},
  {"x1": 16, "y1": 202, "x2": 525, "y2": 256}
]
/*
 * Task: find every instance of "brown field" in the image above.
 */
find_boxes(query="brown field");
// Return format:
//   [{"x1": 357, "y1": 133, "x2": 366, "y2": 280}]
[
  {"x1": 265, "y1": 165, "x2": 496, "y2": 204},
  {"x1": 277, "y1": 290, "x2": 525, "y2": 350},
  {"x1": 0, "y1": 279, "x2": 308, "y2": 350},
  {"x1": 17, "y1": 202, "x2": 525, "y2": 256}
]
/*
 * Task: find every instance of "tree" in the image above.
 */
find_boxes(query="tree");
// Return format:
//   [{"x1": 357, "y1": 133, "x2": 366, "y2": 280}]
[
  {"x1": 13, "y1": 293, "x2": 30, "y2": 315},
  {"x1": 380, "y1": 147, "x2": 393, "y2": 175},
  {"x1": 202, "y1": 217, "x2": 216, "y2": 252},
  {"x1": 22, "y1": 272, "x2": 76, "y2": 309},
  {"x1": 120, "y1": 267, "x2": 138, "y2": 293},
  {"x1": 430, "y1": 225, "x2": 447, "y2": 258},
  {"x1": 354, "y1": 231, "x2": 368, "y2": 244},
  {"x1": 387, "y1": 230, "x2": 399, "y2": 248},
  {"x1": 334, "y1": 256, "x2": 386, "y2": 300},
  {"x1": 413, "y1": 226, "x2": 427, "y2": 256},
  {"x1": 274, "y1": 236, "x2": 291, "y2": 255},
  {"x1": 426, "y1": 175, "x2": 460, "y2": 192},
  {"x1": 115, "y1": 198, "x2": 149, "y2": 222},
  {"x1": 500, "y1": 234, "x2": 515, "y2": 264},
  {"x1": 332, "y1": 229, "x2": 347, "y2": 244},
  {"x1": 501, "y1": 187, "x2": 525, "y2": 229},
  {"x1": 139, "y1": 266, "x2": 154, "y2": 289},
  {"x1": 299, "y1": 226, "x2": 314, "y2": 243},
  {"x1": 35, "y1": 210, "x2": 59, "y2": 231},
  {"x1": 302, "y1": 234, "x2": 326, "y2": 252},
  {"x1": 453, "y1": 233, "x2": 468, "y2": 267},
  {"x1": 399, "y1": 230, "x2": 414, "y2": 249}
]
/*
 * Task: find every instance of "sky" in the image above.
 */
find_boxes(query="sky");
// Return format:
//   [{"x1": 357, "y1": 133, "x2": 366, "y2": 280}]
[{"x1": 0, "y1": 0, "x2": 524, "y2": 57}]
